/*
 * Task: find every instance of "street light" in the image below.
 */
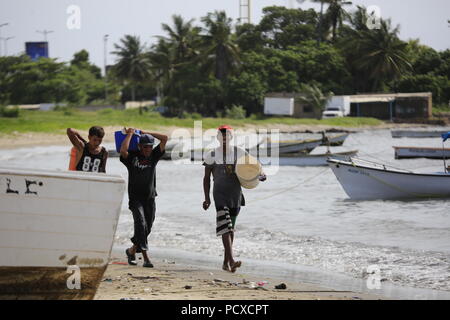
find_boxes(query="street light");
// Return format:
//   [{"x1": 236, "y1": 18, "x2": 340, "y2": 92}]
[
  {"x1": 36, "y1": 29, "x2": 54, "y2": 42},
  {"x1": 103, "y1": 34, "x2": 109, "y2": 101},
  {"x1": 2, "y1": 36, "x2": 14, "y2": 56},
  {"x1": 0, "y1": 22, "x2": 9, "y2": 56}
]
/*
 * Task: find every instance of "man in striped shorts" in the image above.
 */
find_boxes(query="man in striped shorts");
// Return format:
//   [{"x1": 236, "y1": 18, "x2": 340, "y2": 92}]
[{"x1": 202, "y1": 125, "x2": 266, "y2": 272}]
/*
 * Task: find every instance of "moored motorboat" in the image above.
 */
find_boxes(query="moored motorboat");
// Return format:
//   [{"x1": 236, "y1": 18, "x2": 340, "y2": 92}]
[
  {"x1": 327, "y1": 158, "x2": 450, "y2": 200},
  {"x1": 0, "y1": 167, "x2": 126, "y2": 300},
  {"x1": 263, "y1": 132, "x2": 350, "y2": 154}
]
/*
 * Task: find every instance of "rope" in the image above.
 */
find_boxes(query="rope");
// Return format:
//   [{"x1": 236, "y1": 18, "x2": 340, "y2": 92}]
[{"x1": 247, "y1": 167, "x2": 329, "y2": 204}]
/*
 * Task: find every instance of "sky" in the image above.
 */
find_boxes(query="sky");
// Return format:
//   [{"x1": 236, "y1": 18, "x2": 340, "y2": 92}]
[{"x1": 0, "y1": 0, "x2": 449, "y2": 70}]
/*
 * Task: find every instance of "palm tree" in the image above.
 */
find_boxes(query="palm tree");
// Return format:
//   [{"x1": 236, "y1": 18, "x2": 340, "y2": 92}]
[
  {"x1": 351, "y1": 19, "x2": 411, "y2": 91},
  {"x1": 158, "y1": 15, "x2": 201, "y2": 64},
  {"x1": 310, "y1": 0, "x2": 327, "y2": 43},
  {"x1": 147, "y1": 39, "x2": 175, "y2": 104},
  {"x1": 112, "y1": 35, "x2": 152, "y2": 101},
  {"x1": 297, "y1": 83, "x2": 333, "y2": 119},
  {"x1": 152, "y1": 15, "x2": 202, "y2": 113},
  {"x1": 200, "y1": 11, "x2": 241, "y2": 82},
  {"x1": 323, "y1": 0, "x2": 352, "y2": 41}
]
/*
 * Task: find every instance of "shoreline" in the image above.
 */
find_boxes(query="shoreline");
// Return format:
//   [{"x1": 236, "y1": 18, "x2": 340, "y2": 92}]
[
  {"x1": 0, "y1": 122, "x2": 439, "y2": 150},
  {"x1": 95, "y1": 246, "x2": 450, "y2": 300},
  {"x1": 94, "y1": 246, "x2": 387, "y2": 300}
]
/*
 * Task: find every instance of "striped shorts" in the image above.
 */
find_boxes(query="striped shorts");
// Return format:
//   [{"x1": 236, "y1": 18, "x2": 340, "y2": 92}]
[{"x1": 216, "y1": 207, "x2": 240, "y2": 237}]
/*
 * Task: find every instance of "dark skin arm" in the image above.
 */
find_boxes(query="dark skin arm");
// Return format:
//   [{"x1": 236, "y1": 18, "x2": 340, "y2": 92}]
[
  {"x1": 66, "y1": 128, "x2": 86, "y2": 151},
  {"x1": 203, "y1": 166, "x2": 212, "y2": 210},
  {"x1": 100, "y1": 150, "x2": 108, "y2": 173},
  {"x1": 120, "y1": 128, "x2": 135, "y2": 159},
  {"x1": 140, "y1": 130, "x2": 169, "y2": 152}
]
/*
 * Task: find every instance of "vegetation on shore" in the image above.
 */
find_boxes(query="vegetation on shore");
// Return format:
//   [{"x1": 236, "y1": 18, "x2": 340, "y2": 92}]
[
  {"x1": 0, "y1": 2, "x2": 449, "y2": 120},
  {"x1": 0, "y1": 108, "x2": 382, "y2": 134}
]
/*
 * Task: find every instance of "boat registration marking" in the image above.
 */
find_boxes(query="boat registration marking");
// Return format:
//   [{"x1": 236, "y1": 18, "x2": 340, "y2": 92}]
[
  {"x1": 347, "y1": 168, "x2": 369, "y2": 176},
  {"x1": 1, "y1": 177, "x2": 44, "y2": 196}
]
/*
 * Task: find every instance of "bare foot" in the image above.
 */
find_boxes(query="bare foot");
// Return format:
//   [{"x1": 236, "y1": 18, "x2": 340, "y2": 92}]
[
  {"x1": 231, "y1": 261, "x2": 242, "y2": 273},
  {"x1": 222, "y1": 262, "x2": 231, "y2": 272}
]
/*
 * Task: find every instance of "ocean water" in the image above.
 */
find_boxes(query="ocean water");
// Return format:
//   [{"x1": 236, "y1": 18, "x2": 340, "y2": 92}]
[{"x1": 1, "y1": 128, "x2": 450, "y2": 298}]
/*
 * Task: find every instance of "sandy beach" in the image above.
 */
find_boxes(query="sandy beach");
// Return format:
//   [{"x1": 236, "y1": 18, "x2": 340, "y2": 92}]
[{"x1": 94, "y1": 251, "x2": 386, "y2": 300}]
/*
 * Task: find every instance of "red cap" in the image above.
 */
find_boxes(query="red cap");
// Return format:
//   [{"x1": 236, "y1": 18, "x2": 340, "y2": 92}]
[{"x1": 218, "y1": 125, "x2": 233, "y2": 131}]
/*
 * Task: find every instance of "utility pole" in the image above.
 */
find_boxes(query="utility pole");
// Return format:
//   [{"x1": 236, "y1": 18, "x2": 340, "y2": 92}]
[
  {"x1": 103, "y1": 34, "x2": 109, "y2": 102},
  {"x1": 36, "y1": 29, "x2": 54, "y2": 42},
  {"x1": 0, "y1": 23, "x2": 9, "y2": 56},
  {"x1": 239, "y1": 0, "x2": 251, "y2": 24}
]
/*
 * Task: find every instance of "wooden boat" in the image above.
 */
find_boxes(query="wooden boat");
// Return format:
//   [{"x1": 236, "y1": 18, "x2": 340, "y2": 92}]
[
  {"x1": 391, "y1": 130, "x2": 450, "y2": 138},
  {"x1": 262, "y1": 133, "x2": 349, "y2": 154},
  {"x1": 394, "y1": 146, "x2": 450, "y2": 159},
  {"x1": 0, "y1": 167, "x2": 126, "y2": 300},
  {"x1": 327, "y1": 158, "x2": 450, "y2": 200},
  {"x1": 259, "y1": 150, "x2": 358, "y2": 166},
  {"x1": 323, "y1": 133, "x2": 350, "y2": 146}
]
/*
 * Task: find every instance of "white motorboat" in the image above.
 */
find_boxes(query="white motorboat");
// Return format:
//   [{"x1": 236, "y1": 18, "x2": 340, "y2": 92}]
[
  {"x1": 327, "y1": 158, "x2": 450, "y2": 200},
  {"x1": 394, "y1": 146, "x2": 450, "y2": 159},
  {"x1": 0, "y1": 167, "x2": 126, "y2": 299}
]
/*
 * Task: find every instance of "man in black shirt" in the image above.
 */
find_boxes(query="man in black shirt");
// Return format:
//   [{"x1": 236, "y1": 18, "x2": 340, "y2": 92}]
[
  {"x1": 66, "y1": 126, "x2": 108, "y2": 173},
  {"x1": 120, "y1": 128, "x2": 168, "y2": 268}
]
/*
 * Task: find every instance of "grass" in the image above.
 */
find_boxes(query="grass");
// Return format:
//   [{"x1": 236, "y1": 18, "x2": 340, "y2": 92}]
[
  {"x1": 432, "y1": 103, "x2": 450, "y2": 115},
  {"x1": 0, "y1": 108, "x2": 384, "y2": 135}
]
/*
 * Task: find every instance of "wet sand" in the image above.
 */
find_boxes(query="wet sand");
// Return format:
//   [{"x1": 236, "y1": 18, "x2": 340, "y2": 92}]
[{"x1": 94, "y1": 254, "x2": 387, "y2": 300}]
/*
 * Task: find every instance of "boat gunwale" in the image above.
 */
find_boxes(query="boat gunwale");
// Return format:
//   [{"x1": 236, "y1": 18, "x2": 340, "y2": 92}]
[
  {"x1": 279, "y1": 150, "x2": 358, "y2": 158},
  {"x1": 0, "y1": 167, "x2": 125, "y2": 184}
]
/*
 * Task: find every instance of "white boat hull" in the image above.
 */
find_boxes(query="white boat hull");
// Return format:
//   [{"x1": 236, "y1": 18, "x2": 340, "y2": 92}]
[
  {"x1": 328, "y1": 159, "x2": 450, "y2": 200},
  {"x1": 0, "y1": 168, "x2": 126, "y2": 299},
  {"x1": 394, "y1": 146, "x2": 450, "y2": 159}
]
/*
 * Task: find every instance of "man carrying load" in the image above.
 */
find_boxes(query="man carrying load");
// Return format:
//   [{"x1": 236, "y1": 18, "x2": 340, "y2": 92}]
[
  {"x1": 66, "y1": 126, "x2": 108, "y2": 173},
  {"x1": 202, "y1": 125, "x2": 266, "y2": 272},
  {"x1": 120, "y1": 128, "x2": 168, "y2": 268}
]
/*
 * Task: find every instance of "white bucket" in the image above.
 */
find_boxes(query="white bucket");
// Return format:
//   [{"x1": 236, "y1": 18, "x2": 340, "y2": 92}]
[{"x1": 236, "y1": 155, "x2": 262, "y2": 189}]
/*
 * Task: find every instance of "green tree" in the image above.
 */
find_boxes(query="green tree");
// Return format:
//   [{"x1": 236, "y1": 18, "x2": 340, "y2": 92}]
[
  {"x1": 112, "y1": 35, "x2": 152, "y2": 101},
  {"x1": 235, "y1": 23, "x2": 265, "y2": 53},
  {"x1": 395, "y1": 74, "x2": 450, "y2": 105},
  {"x1": 70, "y1": 49, "x2": 102, "y2": 79},
  {"x1": 258, "y1": 6, "x2": 318, "y2": 49}
]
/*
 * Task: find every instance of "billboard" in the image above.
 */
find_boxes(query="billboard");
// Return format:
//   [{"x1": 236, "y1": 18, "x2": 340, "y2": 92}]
[{"x1": 25, "y1": 42, "x2": 49, "y2": 61}]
